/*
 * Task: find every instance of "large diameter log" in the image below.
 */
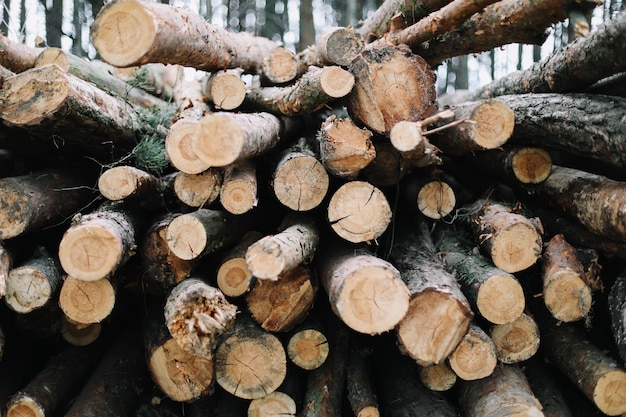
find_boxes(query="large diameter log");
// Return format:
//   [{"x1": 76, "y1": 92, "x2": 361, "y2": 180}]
[
  {"x1": 346, "y1": 44, "x2": 437, "y2": 135},
  {"x1": 0, "y1": 65, "x2": 143, "y2": 157},
  {"x1": 459, "y1": 364, "x2": 544, "y2": 417},
  {"x1": 391, "y1": 217, "x2": 473, "y2": 366},
  {"x1": 91, "y1": 0, "x2": 278, "y2": 73},
  {"x1": 609, "y1": 273, "x2": 626, "y2": 363},
  {"x1": 490, "y1": 312, "x2": 540, "y2": 364},
  {"x1": 0, "y1": 170, "x2": 94, "y2": 240},
  {"x1": 447, "y1": 323, "x2": 497, "y2": 381},
  {"x1": 164, "y1": 278, "x2": 237, "y2": 358},
  {"x1": 59, "y1": 275, "x2": 117, "y2": 324},
  {"x1": 58, "y1": 203, "x2": 138, "y2": 281},
  {"x1": 215, "y1": 314, "x2": 287, "y2": 399},
  {"x1": 541, "y1": 322, "x2": 626, "y2": 416}
]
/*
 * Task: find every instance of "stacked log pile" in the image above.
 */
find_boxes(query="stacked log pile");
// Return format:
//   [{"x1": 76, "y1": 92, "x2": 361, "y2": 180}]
[{"x1": 1, "y1": 0, "x2": 626, "y2": 416}]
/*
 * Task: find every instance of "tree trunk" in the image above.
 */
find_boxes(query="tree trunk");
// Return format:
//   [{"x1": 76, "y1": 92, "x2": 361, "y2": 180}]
[
  {"x1": 525, "y1": 359, "x2": 574, "y2": 417},
  {"x1": 389, "y1": 120, "x2": 442, "y2": 168},
  {"x1": 58, "y1": 275, "x2": 118, "y2": 325},
  {"x1": 164, "y1": 278, "x2": 237, "y2": 358},
  {"x1": 490, "y1": 312, "x2": 540, "y2": 363},
  {"x1": 346, "y1": 44, "x2": 437, "y2": 135},
  {"x1": 248, "y1": 391, "x2": 297, "y2": 417},
  {"x1": 0, "y1": 242, "x2": 12, "y2": 299},
  {"x1": 219, "y1": 160, "x2": 258, "y2": 215},
  {"x1": 201, "y1": 70, "x2": 246, "y2": 110},
  {"x1": 448, "y1": 322, "x2": 497, "y2": 381},
  {"x1": 165, "y1": 104, "x2": 211, "y2": 175},
  {"x1": 173, "y1": 169, "x2": 223, "y2": 208},
  {"x1": 98, "y1": 165, "x2": 174, "y2": 208},
  {"x1": 216, "y1": 231, "x2": 262, "y2": 297},
  {"x1": 346, "y1": 345, "x2": 380, "y2": 417},
  {"x1": 0, "y1": 32, "x2": 43, "y2": 73},
  {"x1": 609, "y1": 273, "x2": 626, "y2": 366},
  {"x1": 361, "y1": 141, "x2": 408, "y2": 187},
  {"x1": 403, "y1": 175, "x2": 456, "y2": 219},
  {"x1": 262, "y1": 47, "x2": 300, "y2": 84},
  {"x1": 461, "y1": 146, "x2": 553, "y2": 185},
  {"x1": 214, "y1": 314, "x2": 287, "y2": 399},
  {"x1": 91, "y1": 0, "x2": 279, "y2": 73},
  {"x1": 419, "y1": 361, "x2": 457, "y2": 392},
  {"x1": 298, "y1": 27, "x2": 364, "y2": 67},
  {"x1": 390, "y1": 216, "x2": 473, "y2": 366},
  {"x1": 459, "y1": 364, "x2": 544, "y2": 417}
]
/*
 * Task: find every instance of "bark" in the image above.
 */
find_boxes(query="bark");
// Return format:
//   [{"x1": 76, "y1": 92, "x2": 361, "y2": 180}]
[
  {"x1": 459, "y1": 364, "x2": 544, "y2": 417},
  {"x1": 430, "y1": 99, "x2": 515, "y2": 155},
  {"x1": 164, "y1": 278, "x2": 237, "y2": 358},
  {"x1": 448, "y1": 322, "x2": 497, "y2": 381},
  {"x1": 390, "y1": 216, "x2": 473, "y2": 366},
  {"x1": 587, "y1": 72, "x2": 626, "y2": 98},
  {"x1": 452, "y1": 11, "x2": 626, "y2": 100},
  {"x1": 389, "y1": 121, "x2": 442, "y2": 168},
  {"x1": 201, "y1": 70, "x2": 246, "y2": 110},
  {"x1": 528, "y1": 165, "x2": 626, "y2": 242},
  {"x1": 318, "y1": 244, "x2": 409, "y2": 335},
  {"x1": 60, "y1": 317, "x2": 102, "y2": 346},
  {"x1": 541, "y1": 321, "x2": 626, "y2": 416},
  {"x1": 245, "y1": 266, "x2": 318, "y2": 332},
  {"x1": 0, "y1": 64, "x2": 145, "y2": 159},
  {"x1": 58, "y1": 275, "x2": 118, "y2": 325},
  {"x1": 262, "y1": 46, "x2": 300, "y2": 84},
  {"x1": 419, "y1": 362, "x2": 457, "y2": 392},
  {"x1": 327, "y1": 180, "x2": 392, "y2": 243},
  {"x1": 245, "y1": 214, "x2": 319, "y2": 280},
  {"x1": 34, "y1": 47, "x2": 170, "y2": 109},
  {"x1": 403, "y1": 176, "x2": 456, "y2": 219},
  {"x1": 219, "y1": 160, "x2": 258, "y2": 215},
  {"x1": 173, "y1": 169, "x2": 223, "y2": 208},
  {"x1": 416, "y1": 0, "x2": 600, "y2": 66},
  {"x1": 346, "y1": 346, "x2": 380, "y2": 417},
  {"x1": 0, "y1": 169, "x2": 95, "y2": 240},
  {"x1": 58, "y1": 202, "x2": 138, "y2": 281},
  {"x1": 91, "y1": 0, "x2": 279, "y2": 73},
  {"x1": 608, "y1": 273, "x2": 626, "y2": 364},
  {"x1": 461, "y1": 146, "x2": 553, "y2": 185},
  {"x1": 346, "y1": 44, "x2": 437, "y2": 135},
  {"x1": 464, "y1": 198, "x2": 543, "y2": 273},
  {"x1": 271, "y1": 143, "x2": 329, "y2": 211},
  {"x1": 0, "y1": 242, "x2": 12, "y2": 299},
  {"x1": 165, "y1": 208, "x2": 247, "y2": 260},
  {"x1": 246, "y1": 66, "x2": 355, "y2": 116},
  {"x1": 98, "y1": 166, "x2": 175, "y2": 208},
  {"x1": 490, "y1": 312, "x2": 540, "y2": 363},
  {"x1": 5, "y1": 247, "x2": 62, "y2": 313},
  {"x1": 216, "y1": 231, "x2": 262, "y2": 297},
  {"x1": 214, "y1": 314, "x2": 287, "y2": 400},
  {"x1": 317, "y1": 115, "x2": 375, "y2": 180},
  {"x1": 361, "y1": 141, "x2": 407, "y2": 187},
  {"x1": 286, "y1": 321, "x2": 329, "y2": 371},
  {"x1": 298, "y1": 27, "x2": 364, "y2": 67},
  {"x1": 525, "y1": 359, "x2": 574, "y2": 417},
  {"x1": 0, "y1": 64, "x2": 15, "y2": 83},
  {"x1": 192, "y1": 111, "x2": 286, "y2": 167},
  {"x1": 542, "y1": 234, "x2": 593, "y2": 322},
  {"x1": 435, "y1": 226, "x2": 525, "y2": 325},
  {"x1": 0, "y1": 33, "x2": 43, "y2": 72}
]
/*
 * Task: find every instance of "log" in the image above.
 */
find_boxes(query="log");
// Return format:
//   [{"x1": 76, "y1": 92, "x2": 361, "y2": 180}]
[
  {"x1": 0, "y1": 64, "x2": 15, "y2": 84},
  {"x1": 403, "y1": 175, "x2": 456, "y2": 220},
  {"x1": 98, "y1": 166, "x2": 175, "y2": 209},
  {"x1": 34, "y1": 47, "x2": 170, "y2": 109},
  {"x1": 248, "y1": 391, "x2": 297, "y2": 417},
  {"x1": 58, "y1": 275, "x2": 117, "y2": 325},
  {"x1": 58, "y1": 202, "x2": 138, "y2": 281},
  {"x1": 541, "y1": 234, "x2": 593, "y2": 322},
  {"x1": 5, "y1": 247, "x2": 62, "y2": 314},
  {"x1": 173, "y1": 168, "x2": 223, "y2": 208},
  {"x1": 609, "y1": 273, "x2": 626, "y2": 364},
  {"x1": 419, "y1": 361, "x2": 457, "y2": 392},
  {"x1": 91, "y1": 0, "x2": 279, "y2": 73},
  {"x1": 164, "y1": 278, "x2": 237, "y2": 358},
  {"x1": 271, "y1": 142, "x2": 329, "y2": 211},
  {"x1": 525, "y1": 358, "x2": 575, "y2": 417},
  {"x1": 201, "y1": 70, "x2": 246, "y2": 111},
  {"x1": 192, "y1": 111, "x2": 286, "y2": 167},
  {"x1": 346, "y1": 44, "x2": 437, "y2": 135},
  {"x1": 5, "y1": 339, "x2": 107, "y2": 417},
  {"x1": 0, "y1": 33, "x2": 43, "y2": 73},
  {"x1": 459, "y1": 364, "x2": 544, "y2": 417},
  {"x1": 245, "y1": 66, "x2": 355, "y2": 116},
  {"x1": 461, "y1": 146, "x2": 553, "y2": 185},
  {"x1": 165, "y1": 111, "x2": 212, "y2": 175},
  {"x1": 216, "y1": 231, "x2": 263, "y2": 297},
  {"x1": 435, "y1": 226, "x2": 525, "y2": 325},
  {"x1": 246, "y1": 266, "x2": 318, "y2": 332},
  {"x1": 0, "y1": 242, "x2": 11, "y2": 298},
  {"x1": 245, "y1": 214, "x2": 319, "y2": 280},
  {"x1": 448, "y1": 322, "x2": 497, "y2": 381},
  {"x1": 262, "y1": 47, "x2": 300, "y2": 84},
  {"x1": 0, "y1": 169, "x2": 94, "y2": 240},
  {"x1": 298, "y1": 27, "x2": 364, "y2": 67},
  {"x1": 214, "y1": 314, "x2": 287, "y2": 399},
  {"x1": 346, "y1": 346, "x2": 380, "y2": 417},
  {"x1": 490, "y1": 312, "x2": 540, "y2": 363},
  {"x1": 389, "y1": 120, "x2": 442, "y2": 168},
  {"x1": 60, "y1": 316, "x2": 102, "y2": 346},
  {"x1": 327, "y1": 180, "x2": 392, "y2": 243},
  {"x1": 165, "y1": 208, "x2": 247, "y2": 261},
  {"x1": 464, "y1": 198, "x2": 543, "y2": 273},
  {"x1": 286, "y1": 321, "x2": 330, "y2": 371},
  {"x1": 318, "y1": 245, "x2": 409, "y2": 335},
  {"x1": 317, "y1": 115, "x2": 375, "y2": 180},
  {"x1": 541, "y1": 321, "x2": 626, "y2": 416},
  {"x1": 220, "y1": 160, "x2": 258, "y2": 215},
  {"x1": 390, "y1": 216, "x2": 473, "y2": 366}
]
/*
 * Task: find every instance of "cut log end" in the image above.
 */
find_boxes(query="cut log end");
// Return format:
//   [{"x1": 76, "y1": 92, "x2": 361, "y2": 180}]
[
  {"x1": 208, "y1": 72, "x2": 246, "y2": 110},
  {"x1": 59, "y1": 277, "x2": 115, "y2": 325},
  {"x1": 321, "y1": 27, "x2": 364, "y2": 67},
  {"x1": 544, "y1": 270, "x2": 593, "y2": 322},
  {"x1": 420, "y1": 362, "x2": 458, "y2": 392},
  {"x1": 248, "y1": 391, "x2": 297, "y2": 417},
  {"x1": 262, "y1": 47, "x2": 299, "y2": 84},
  {"x1": 356, "y1": 407, "x2": 380, "y2": 417},
  {"x1": 286, "y1": 328, "x2": 329, "y2": 370},
  {"x1": 389, "y1": 121, "x2": 425, "y2": 152},
  {"x1": 5, "y1": 267, "x2": 53, "y2": 313},
  {"x1": 35, "y1": 47, "x2": 71, "y2": 71},
  {"x1": 166, "y1": 214, "x2": 208, "y2": 260},
  {"x1": 220, "y1": 176, "x2": 257, "y2": 215},
  {"x1": 217, "y1": 258, "x2": 253, "y2": 297},
  {"x1": 416, "y1": 180, "x2": 456, "y2": 219},
  {"x1": 91, "y1": 0, "x2": 156, "y2": 67},
  {"x1": 490, "y1": 313, "x2": 540, "y2": 364},
  {"x1": 273, "y1": 154, "x2": 329, "y2": 211},
  {"x1": 60, "y1": 317, "x2": 101, "y2": 346},
  {"x1": 489, "y1": 222, "x2": 542, "y2": 273},
  {"x1": 320, "y1": 66, "x2": 355, "y2": 98},
  {"x1": 166, "y1": 120, "x2": 211, "y2": 174},
  {"x1": 448, "y1": 324, "x2": 497, "y2": 381},
  {"x1": 245, "y1": 238, "x2": 286, "y2": 280},
  {"x1": 6, "y1": 395, "x2": 45, "y2": 417},
  {"x1": 594, "y1": 370, "x2": 626, "y2": 416},
  {"x1": 174, "y1": 169, "x2": 223, "y2": 208},
  {"x1": 97, "y1": 165, "x2": 148, "y2": 201},
  {"x1": 476, "y1": 275, "x2": 525, "y2": 325},
  {"x1": 468, "y1": 100, "x2": 515, "y2": 149},
  {"x1": 511, "y1": 147, "x2": 552, "y2": 184},
  {"x1": 193, "y1": 114, "x2": 243, "y2": 167}
]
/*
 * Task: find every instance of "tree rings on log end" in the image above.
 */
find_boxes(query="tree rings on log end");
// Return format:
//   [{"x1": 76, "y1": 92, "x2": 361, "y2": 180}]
[
  {"x1": 6, "y1": 395, "x2": 45, "y2": 417},
  {"x1": 287, "y1": 328, "x2": 329, "y2": 370},
  {"x1": 490, "y1": 313, "x2": 540, "y2": 364},
  {"x1": 476, "y1": 275, "x2": 525, "y2": 325},
  {"x1": 511, "y1": 147, "x2": 552, "y2": 184},
  {"x1": 59, "y1": 276, "x2": 115, "y2": 324},
  {"x1": 469, "y1": 100, "x2": 514, "y2": 150},
  {"x1": 193, "y1": 114, "x2": 243, "y2": 167},
  {"x1": 248, "y1": 391, "x2": 297, "y2": 417},
  {"x1": 166, "y1": 120, "x2": 211, "y2": 174},
  {"x1": 417, "y1": 180, "x2": 456, "y2": 219},
  {"x1": 488, "y1": 222, "x2": 542, "y2": 273},
  {"x1": 544, "y1": 270, "x2": 592, "y2": 322},
  {"x1": 593, "y1": 370, "x2": 626, "y2": 416}
]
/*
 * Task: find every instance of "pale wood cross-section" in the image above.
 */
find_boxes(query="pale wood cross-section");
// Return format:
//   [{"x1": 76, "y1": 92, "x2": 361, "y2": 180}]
[
  {"x1": 490, "y1": 312, "x2": 540, "y2": 364},
  {"x1": 58, "y1": 276, "x2": 116, "y2": 325}
]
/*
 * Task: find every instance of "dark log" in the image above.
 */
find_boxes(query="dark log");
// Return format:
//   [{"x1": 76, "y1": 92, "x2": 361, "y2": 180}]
[
  {"x1": 346, "y1": 345, "x2": 380, "y2": 417},
  {"x1": 608, "y1": 273, "x2": 626, "y2": 364}
]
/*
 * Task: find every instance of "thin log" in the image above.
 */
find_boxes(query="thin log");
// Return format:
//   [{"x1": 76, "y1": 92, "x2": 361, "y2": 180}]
[
  {"x1": 0, "y1": 33, "x2": 43, "y2": 72},
  {"x1": 419, "y1": 362, "x2": 457, "y2": 392},
  {"x1": 403, "y1": 175, "x2": 456, "y2": 219},
  {"x1": 173, "y1": 169, "x2": 223, "y2": 208},
  {"x1": 609, "y1": 273, "x2": 626, "y2": 364},
  {"x1": 245, "y1": 214, "x2": 319, "y2": 280},
  {"x1": 246, "y1": 66, "x2": 354, "y2": 116},
  {"x1": 164, "y1": 278, "x2": 237, "y2": 358},
  {"x1": 91, "y1": 0, "x2": 279, "y2": 73},
  {"x1": 361, "y1": 140, "x2": 407, "y2": 187},
  {"x1": 5, "y1": 247, "x2": 62, "y2": 314},
  {"x1": 0, "y1": 242, "x2": 12, "y2": 298},
  {"x1": 459, "y1": 364, "x2": 544, "y2": 417},
  {"x1": 464, "y1": 198, "x2": 543, "y2": 273},
  {"x1": 98, "y1": 165, "x2": 174, "y2": 207},
  {"x1": 246, "y1": 266, "x2": 318, "y2": 332},
  {"x1": 390, "y1": 216, "x2": 473, "y2": 366},
  {"x1": 461, "y1": 146, "x2": 553, "y2": 185},
  {"x1": 327, "y1": 180, "x2": 392, "y2": 243},
  {"x1": 542, "y1": 234, "x2": 593, "y2": 322},
  {"x1": 541, "y1": 321, "x2": 626, "y2": 416},
  {"x1": 60, "y1": 316, "x2": 102, "y2": 346},
  {"x1": 286, "y1": 321, "x2": 329, "y2": 371},
  {"x1": 58, "y1": 202, "x2": 138, "y2": 281},
  {"x1": 202, "y1": 70, "x2": 246, "y2": 110},
  {"x1": 58, "y1": 275, "x2": 118, "y2": 325},
  {"x1": 447, "y1": 322, "x2": 497, "y2": 381},
  {"x1": 216, "y1": 231, "x2": 263, "y2": 297},
  {"x1": 298, "y1": 27, "x2": 364, "y2": 67},
  {"x1": 346, "y1": 346, "x2": 380, "y2": 417},
  {"x1": 214, "y1": 314, "x2": 287, "y2": 400},
  {"x1": 389, "y1": 120, "x2": 442, "y2": 168},
  {"x1": 262, "y1": 47, "x2": 300, "y2": 84},
  {"x1": 317, "y1": 115, "x2": 375, "y2": 180},
  {"x1": 272, "y1": 142, "x2": 329, "y2": 211},
  {"x1": 220, "y1": 160, "x2": 258, "y2": 215},
  {"x1": 490, "y1": 312, "x2": 540, "y2": 363},
  {"x1": 0, "y1": 169, "x2": 94, "y2": 240}
]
